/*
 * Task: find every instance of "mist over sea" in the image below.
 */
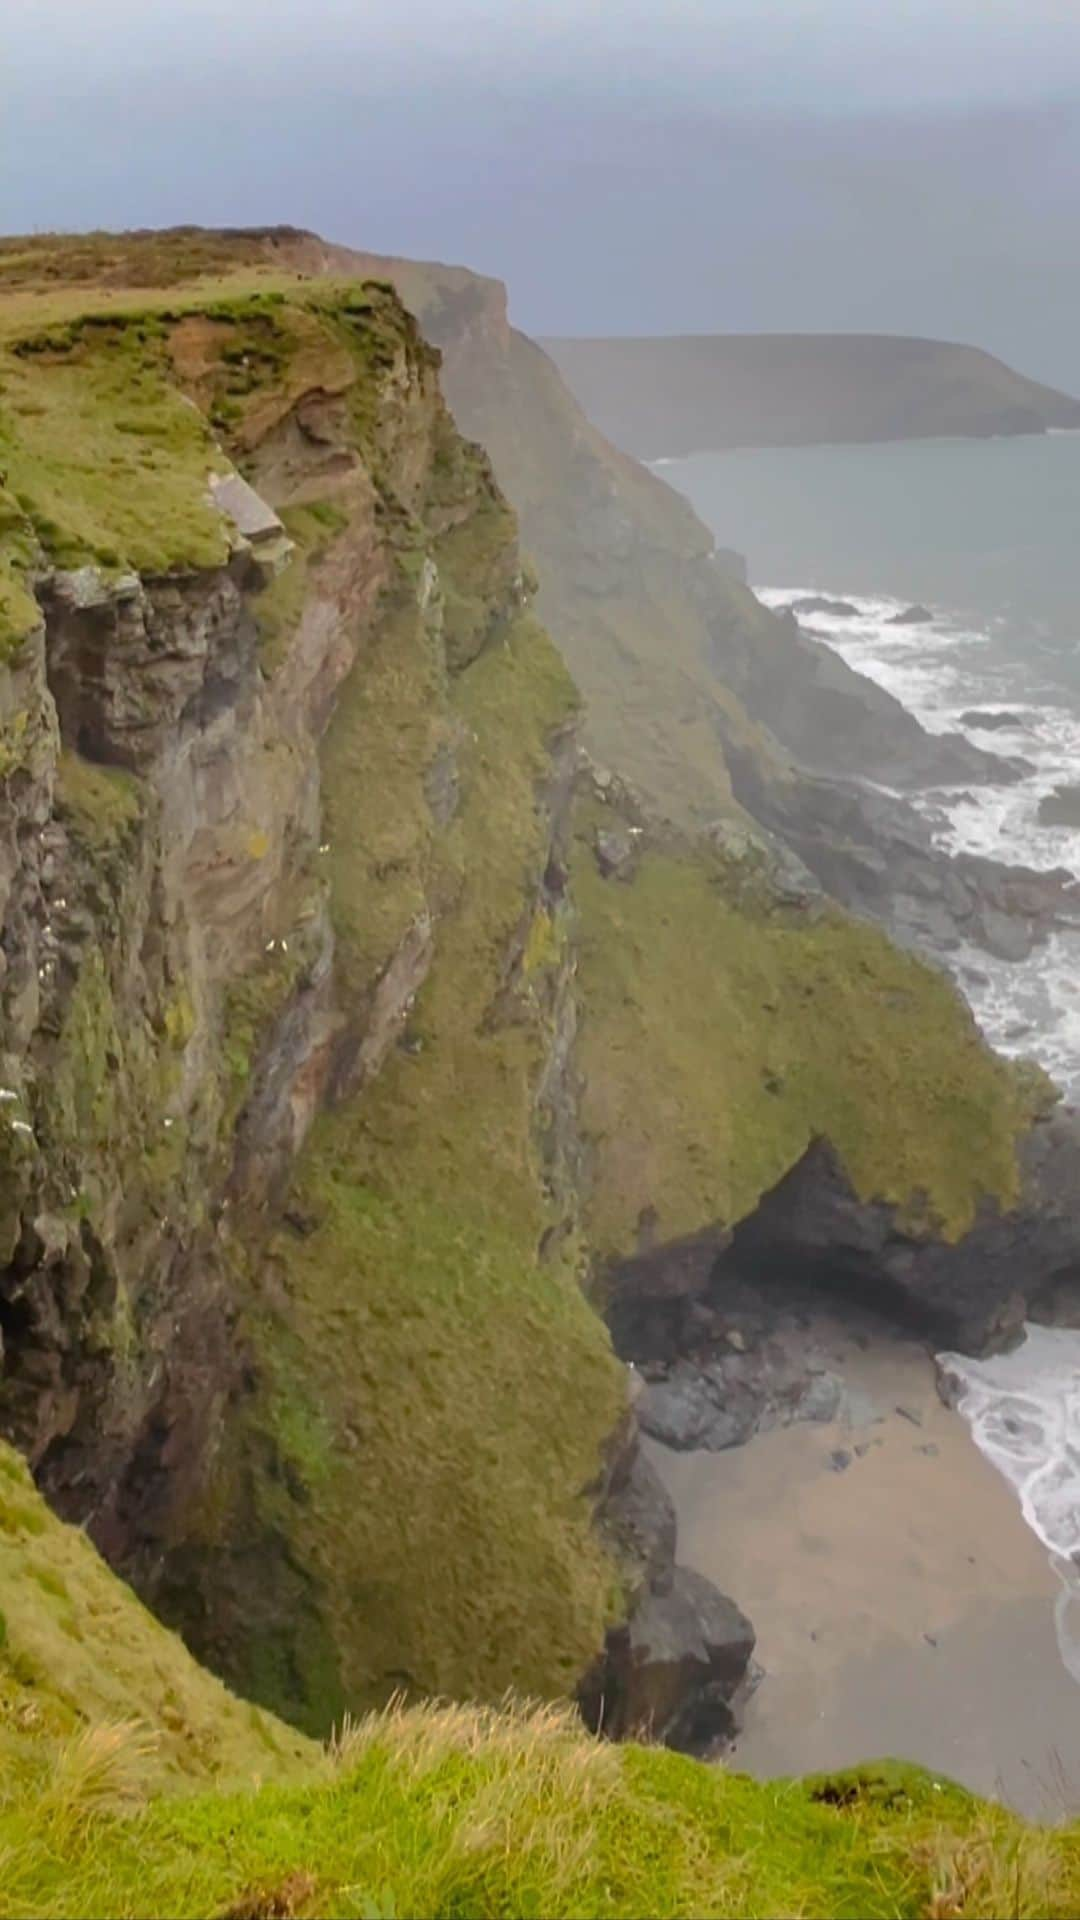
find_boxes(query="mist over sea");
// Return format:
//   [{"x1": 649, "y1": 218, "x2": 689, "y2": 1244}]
[{"x1": 662, "y1": 430, "x2": 1080, "y2": 1685}]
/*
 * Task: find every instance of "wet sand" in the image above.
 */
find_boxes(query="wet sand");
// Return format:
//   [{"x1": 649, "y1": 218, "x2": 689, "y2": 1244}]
[{"x1": 646, "y1": 1328, "x2": 1080, "y2": 1819}]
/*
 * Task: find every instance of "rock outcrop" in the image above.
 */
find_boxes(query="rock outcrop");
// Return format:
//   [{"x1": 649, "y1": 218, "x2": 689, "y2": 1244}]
[
  {"x1": 607, "y1": 1109, "x2": 1080, "y2": 1371},
  {"x1": 581, "y1": 1418, "x2": 755, "y2": 1750}
]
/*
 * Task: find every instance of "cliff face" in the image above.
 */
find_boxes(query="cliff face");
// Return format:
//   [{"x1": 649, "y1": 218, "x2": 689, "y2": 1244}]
[
  {"x1": 543, "y1": 331, "x2": 1080, "y2": 458},
  {"x1": 1, "y1": 228, "x2": 1079, "y2": 1764},
  {"x1": 0, "y1": 254, "x2": 631, "y2": 1732}
]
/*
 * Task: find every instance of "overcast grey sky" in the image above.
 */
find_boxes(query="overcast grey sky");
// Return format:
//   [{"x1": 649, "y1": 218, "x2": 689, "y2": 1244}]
[{"x1": 6, "y1": 1, "x2": 1080, "y2": 387}]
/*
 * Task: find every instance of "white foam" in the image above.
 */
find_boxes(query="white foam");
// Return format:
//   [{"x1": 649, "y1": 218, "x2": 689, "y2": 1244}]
[
  {"x1": 940, "y1": 1328, "x2": 1080, "y2": 1678},
  {"x1": 761, "y1": 584, "x2": 1080, "y2": 1096}
]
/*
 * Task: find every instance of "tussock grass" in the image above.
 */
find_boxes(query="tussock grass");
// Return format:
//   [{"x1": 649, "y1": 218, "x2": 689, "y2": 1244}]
[{"x1": 5, "y1": 1697, "x2": 1080, "y2": 1919}]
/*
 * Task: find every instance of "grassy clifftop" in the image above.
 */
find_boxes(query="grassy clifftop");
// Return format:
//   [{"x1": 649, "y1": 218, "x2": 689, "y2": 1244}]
[
  {"x1": 6, "y1": 1691, "x2": 1080, "y2": 1919},
  {"x1": 544, "y1": 331, "x2": 1080, "y2": 458},
  {"x1": 2, "y1": 1396, "x2": 1070, "y2": 1918}
]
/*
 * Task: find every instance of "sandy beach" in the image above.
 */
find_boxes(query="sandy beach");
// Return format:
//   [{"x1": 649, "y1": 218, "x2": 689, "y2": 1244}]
[{"x1": 647, "y1": 1323, "x2": 1080, "y2": 1819}]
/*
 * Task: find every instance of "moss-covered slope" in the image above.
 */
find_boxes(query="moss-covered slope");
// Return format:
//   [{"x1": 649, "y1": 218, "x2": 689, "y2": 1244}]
[
  {"x1": 572, "y1": 801, "x2": 1038, "y2": 1256},
  {"x1": 0, "y1": 1438, "x2": 314, "y2": 1799}
]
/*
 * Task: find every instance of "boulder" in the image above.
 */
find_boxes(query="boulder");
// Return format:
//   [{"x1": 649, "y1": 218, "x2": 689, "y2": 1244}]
[
  {"x1": 639, "y1": 1369, "x2": 755, "y2": 1451},
  {"x1": 599, "y1": 1440, "x2": 677, "y2": 1598},
  {"x1": 580, "y1": 1565, "x2": 755, "y2": 1751},
  {"x1": 1037, "y1": 784, "x2": 1080, "y2": 829},
  {"x1": 889, "y1": 604, "x2": 934, "y2": 626},
  {"x1": 594, "y1": 824, "x2": 639, "y2": 880},
  {"x1": 790, "y1": 596, "x2": 861, "y2": 618},
  {"x1": 959, "y1": 710, "x2": 1027, "y2": 733}
]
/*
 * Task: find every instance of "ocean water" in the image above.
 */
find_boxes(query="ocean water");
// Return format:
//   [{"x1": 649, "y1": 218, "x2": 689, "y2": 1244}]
[
  {"x1": 660, "y1": 433, "x2": 1080, "y2": 1647},
  {"x1": 940, "y1": 1328, "x2": 1080, "y2": 1685},
  {"x1": 660, "y1": 433, "x2": 1080, "y2": 1094}
]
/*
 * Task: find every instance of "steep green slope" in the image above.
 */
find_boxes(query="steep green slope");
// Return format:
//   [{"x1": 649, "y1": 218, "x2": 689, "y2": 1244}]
[
  {"x1": 545, "y1": 331, "x2": 1080, "y2": 457},
  {"x1": 165, "y1": 605, "x2": 625, "y2": 1734},
  {"x1": 572, "y1": 806, "x2": 1037, "y2": 1257},
  {"x1": 0, "y1": 1439, "x2": 315, "y2": 1799}
]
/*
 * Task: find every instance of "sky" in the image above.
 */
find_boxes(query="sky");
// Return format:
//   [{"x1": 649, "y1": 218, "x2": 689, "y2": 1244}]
[{"x1": 6, "y1": 0, "x2": 1080, "y2": 388}]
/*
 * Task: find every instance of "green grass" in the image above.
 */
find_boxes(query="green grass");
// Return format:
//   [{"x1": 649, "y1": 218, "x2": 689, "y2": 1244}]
[
  {"x1": 0, "y1": 320, "x2": 229, "y2": 574},
  {"x1": 252, "y1": 499, "x2": 351, "y2": 676},
  {"x1": 188, "y1": 608, "x2": 623, "y2": 1732},
  {"x1": 4, "y1": 1695, "x2": 1080, "y2": 1920},
  {"x1": 0, "y1": 1441, "x2": 315, "y2": 1801},
  {"x1": 574, "y1": 819, "x2": 1041, "y2": 1252},
  {"x1": 0, "y1": 271, "x2": 431, "y2": 632},
  {"x1": 53, "y1": 749, "x2": 144, "y2": 851}
]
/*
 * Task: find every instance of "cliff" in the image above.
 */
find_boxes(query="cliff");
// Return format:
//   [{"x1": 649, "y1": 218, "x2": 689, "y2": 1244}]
[
  {"x1": 5, "y1": 228, "x2": 1080, "y2": 1915},
  {"x1": 543, "y1": 331, "x2": 1080, "y2": 457}
]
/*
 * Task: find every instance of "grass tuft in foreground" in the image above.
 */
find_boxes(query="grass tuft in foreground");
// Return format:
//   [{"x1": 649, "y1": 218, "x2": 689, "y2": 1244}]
[{"x1": 4, "y1": 1695, "x2": 1080, "y2": 1919}]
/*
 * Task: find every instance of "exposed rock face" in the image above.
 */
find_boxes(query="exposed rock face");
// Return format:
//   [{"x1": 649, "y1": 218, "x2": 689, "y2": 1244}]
[
  {"x1": 583, "y1": 1565, "x2": 756, "y2": 1752},
  {"x1": 728, "y1": 758, "x2": 1080, "y2": 965},
  {"x1": 722, "y1": 1124, "x2": 1080, "y2": 1354},
  {"x1": 608, "y1": 1115, "x2": 1080, "y2": 1366},
  {"x1": 0, "y1": 267, "x2": 629, "y2": 1735},
  {"x1": 703, "y1": 602, "x2": 1011, "y2": 793},
  {"x1": 581, "y1": 1419, "x2": 755, "y2": 1751}
]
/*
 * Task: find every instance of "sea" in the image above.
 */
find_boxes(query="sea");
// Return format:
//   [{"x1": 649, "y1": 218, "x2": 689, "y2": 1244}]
[{"x1": 658, "y1": 429, "x2": 1080, "y2": 1680}]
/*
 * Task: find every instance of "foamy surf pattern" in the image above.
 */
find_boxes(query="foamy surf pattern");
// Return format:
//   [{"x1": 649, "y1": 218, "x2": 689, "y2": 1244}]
[
  {"x1": 760, "y1": 586, "x2": 1080, "y2": 1098},
  {"x1": 940, "y1": 1328, "x2": 1080, "y2": 1683}
]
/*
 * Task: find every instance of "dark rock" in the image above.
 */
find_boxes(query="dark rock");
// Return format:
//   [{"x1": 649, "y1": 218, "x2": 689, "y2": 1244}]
[
  {"x1": 889, "y1": 604, "x2": 934, "y2": 626},
  {"x1": 1038, "y1": 784, "x2": 1080, "y2": 829},
  {"x1": 790, "y1": 596, "x2": 861, "y2": 618},
  {"x1": 715, "y1": 1117, "x2": 1080, "y2": 1356},
  {"x1": 725, "y1": 748, "x2": 1080, "y2": 969},
  {"x1": 594, "y1": 824, "x2": 639, "y2": 879},
  {"x1": 638, "y1": 1370, "x2": 754, "y2": 1451},
  {"x1": 829, "y1": 1448, "x2": 852, "y2": 1471},
  {"x1": 801, "y1": 1371, "x2": 844, "y2": 1422},
  {"x1": 599, "y1": 1445, "x2": 678, "y2": 1599},
  {"x1": 636, "y1": 1350, "x2": 842, "y2": 1452},
  {"x1": 606, "y1": 1229, "x2": 732, "y2": 1363},
  {"x1": 959, "y1": 710, "x2": 1027, "y2": 733},
  {"x1": 580, "y1": 1564, "x2": 755, "y2": 1751}
]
